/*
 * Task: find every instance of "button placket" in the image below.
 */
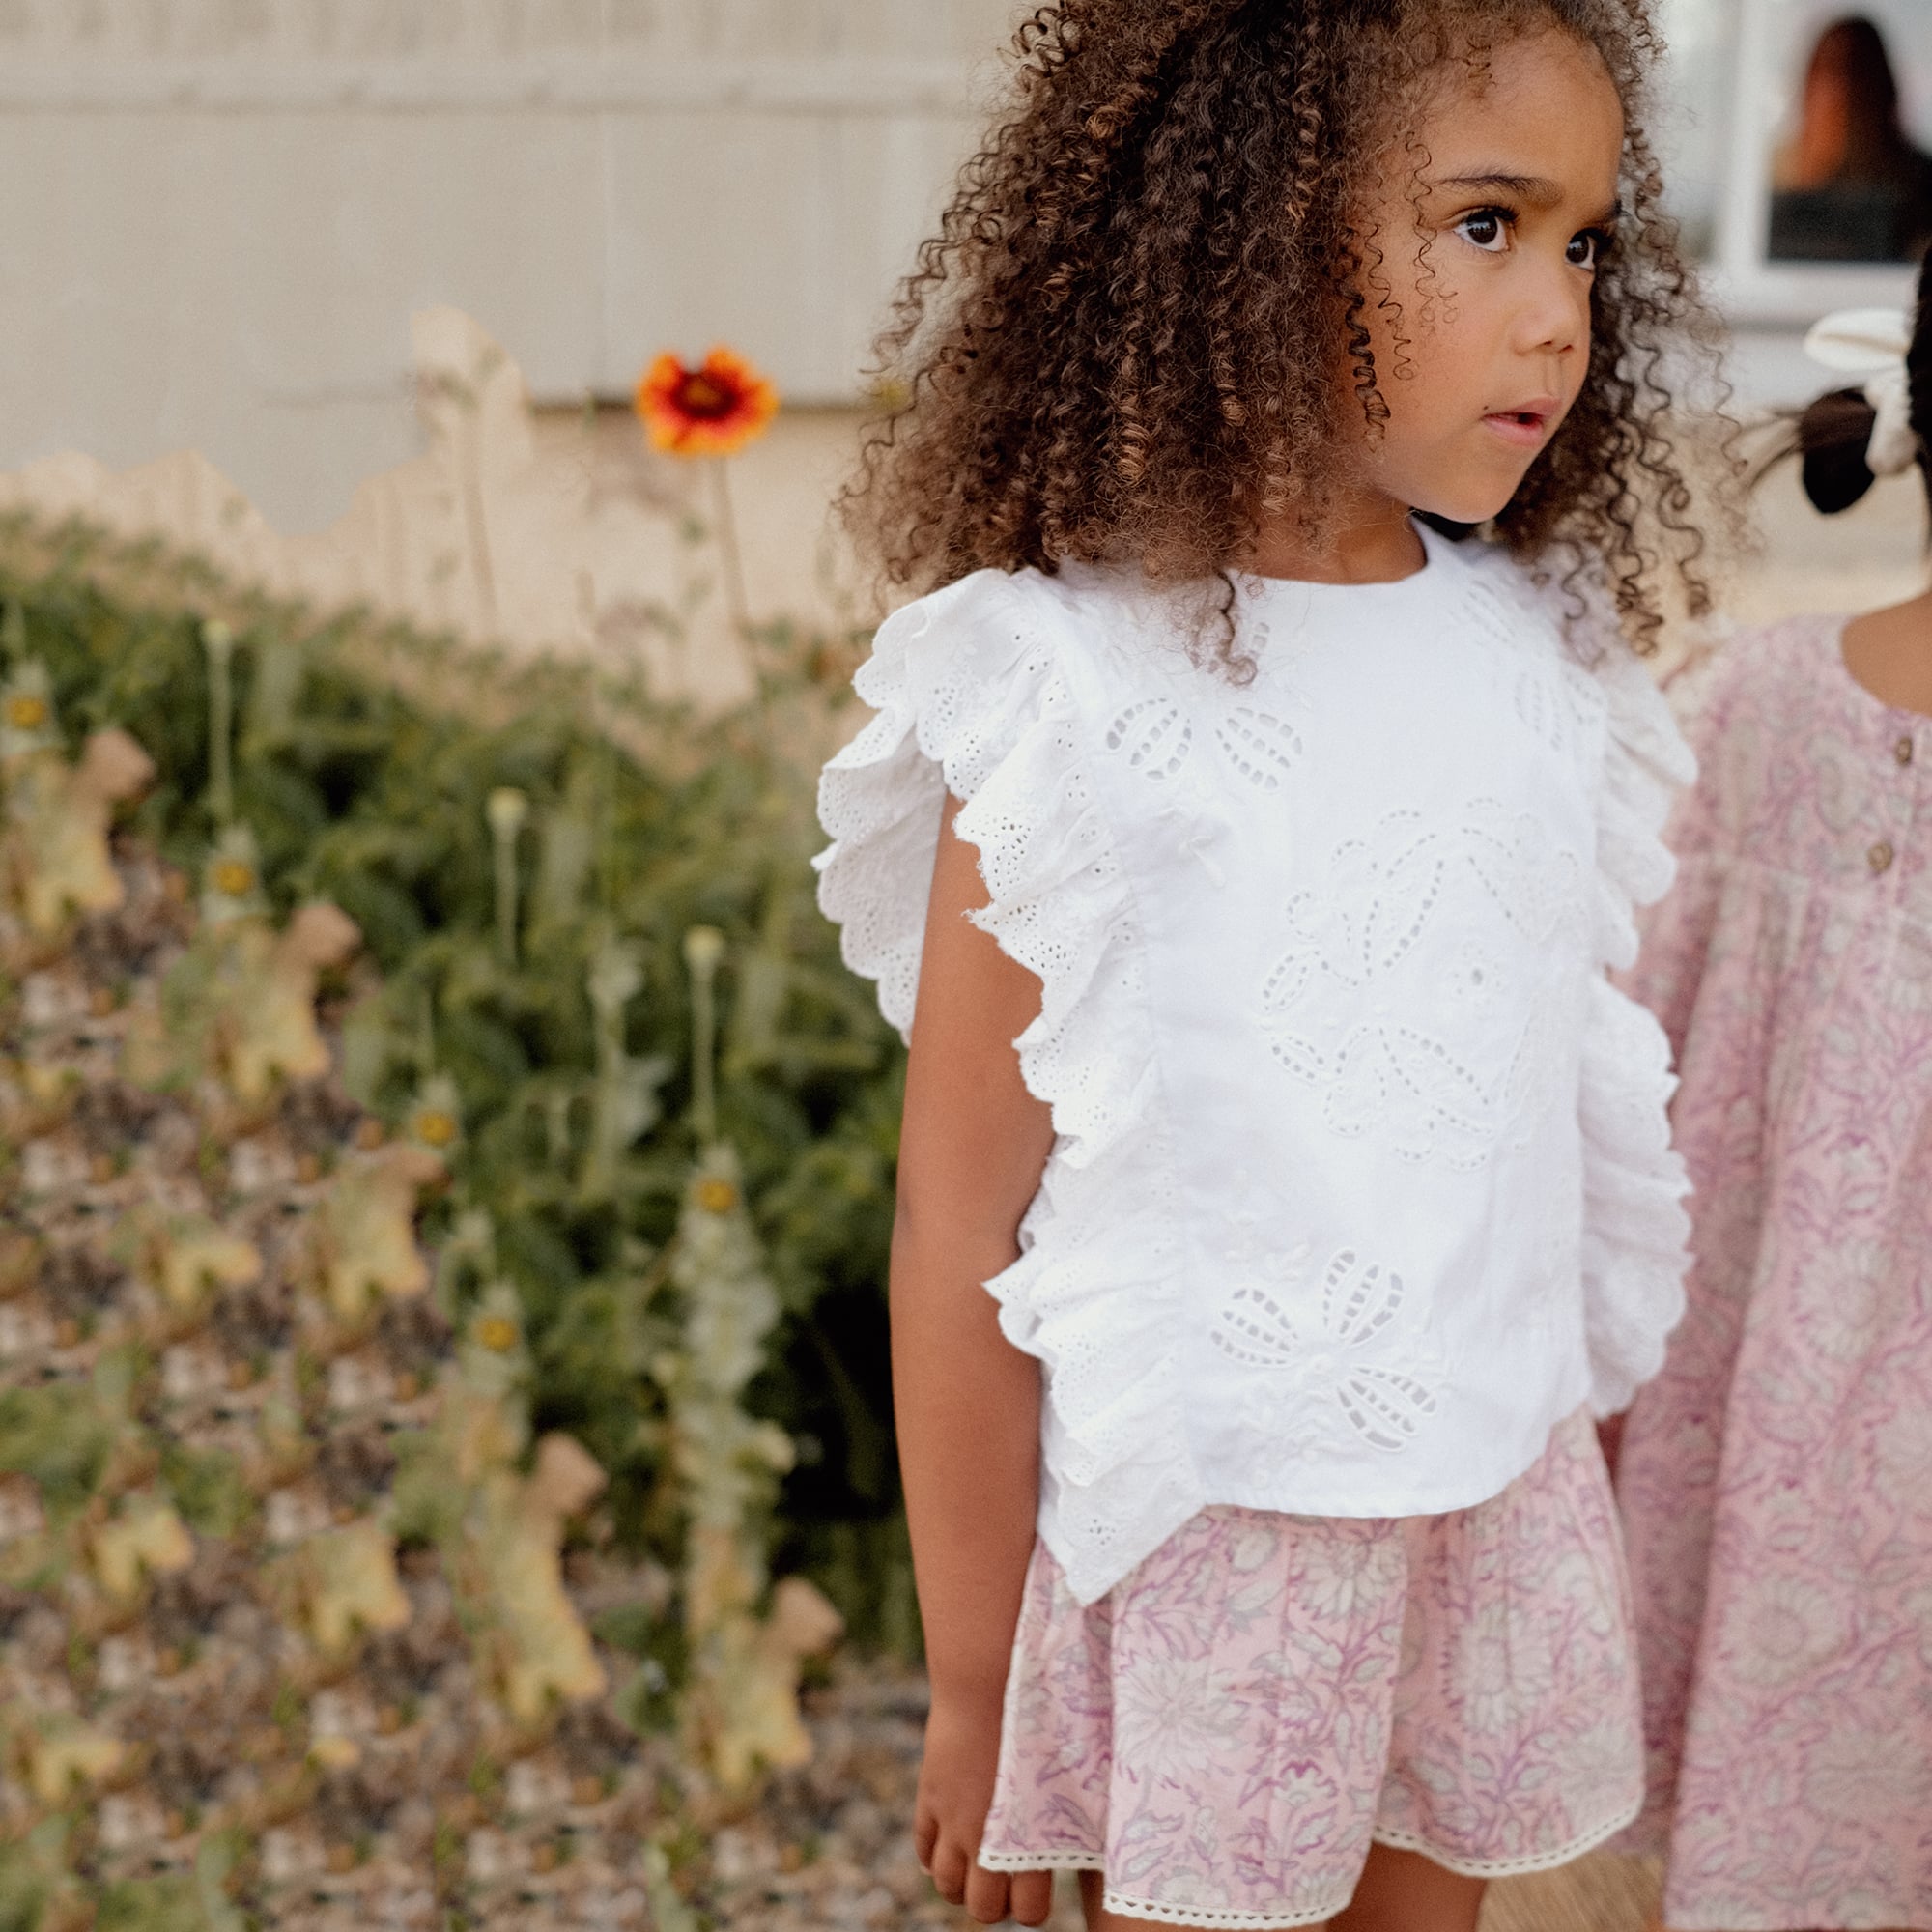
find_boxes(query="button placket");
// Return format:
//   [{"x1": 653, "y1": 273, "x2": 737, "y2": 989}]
[{"x1": 1878, "y1": 714, "x2": 1922, "y2": 892}]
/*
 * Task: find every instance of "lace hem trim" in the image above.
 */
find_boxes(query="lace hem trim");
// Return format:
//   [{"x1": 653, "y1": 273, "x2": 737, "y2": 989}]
[
  {"x1": 975, "y1": 1853, "x2": 1102, "y2": 1872},
  {"x1": 973, "y1": 1856, "x2": 1344, "y2": 1930},
  {"x1": 1369, "y1": 1791, "x2": 1643, "y2": 1878},
  {"x1": 977, "y1": 1796, "x2": 1641, "y2": 1925}
]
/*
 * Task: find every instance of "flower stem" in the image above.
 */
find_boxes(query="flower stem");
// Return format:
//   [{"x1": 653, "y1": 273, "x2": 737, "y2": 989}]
[
  {"x1": 202, "y1": 620, "x2": 235, "y2": 825},
  {"x1": 486, "y1": 788, "x2": 528, "y2": 968},
  {"x1": 683, "y1": 927, "x2": 724, "y2": 1144},
  {"x1": 710, "y1": 460, "x2": 750, "y2": 635}
]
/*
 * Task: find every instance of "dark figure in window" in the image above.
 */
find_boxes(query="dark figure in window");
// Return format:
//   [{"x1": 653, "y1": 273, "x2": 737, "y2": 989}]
[{"x1": 1770, "y1": 16, "x2": 1932, "y2": 262}]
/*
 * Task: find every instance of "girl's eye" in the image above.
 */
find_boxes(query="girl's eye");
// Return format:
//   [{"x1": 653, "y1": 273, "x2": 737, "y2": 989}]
[
  {"x1": 1567, "y1": 229, "x2": 1610, "y2": 270},
  {"x1": 1456, "y1": 210, "x2": 1511, "y2": 252}
]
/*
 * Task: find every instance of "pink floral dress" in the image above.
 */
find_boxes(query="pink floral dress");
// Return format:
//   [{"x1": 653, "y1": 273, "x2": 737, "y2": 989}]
[{"x1": 1617, "y1": 614, "x2": 1932, "y2": 1932}]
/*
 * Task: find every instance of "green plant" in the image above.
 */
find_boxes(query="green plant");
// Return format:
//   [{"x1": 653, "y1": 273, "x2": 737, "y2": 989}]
[
  {"x1": 0, "y1": 513, "x2": 906, "y2": 1644},
  {"x1": 0, "y1": 511, "x2": 915, "y2": 1925}
]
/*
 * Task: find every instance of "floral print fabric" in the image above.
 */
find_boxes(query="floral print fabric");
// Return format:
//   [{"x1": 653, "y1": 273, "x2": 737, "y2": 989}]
[
  {"x1": 1616, "y1": 615, "x2": 1932, "y2": 1931},
  {"x1": 979, "y1": 1410, "x2": 1641, "y2": 1928}
]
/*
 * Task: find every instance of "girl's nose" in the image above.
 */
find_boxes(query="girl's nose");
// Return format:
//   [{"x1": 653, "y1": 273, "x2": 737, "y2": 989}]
[{"x1": 1520, "y1": 275, "x2": 1587, "y2": 361}]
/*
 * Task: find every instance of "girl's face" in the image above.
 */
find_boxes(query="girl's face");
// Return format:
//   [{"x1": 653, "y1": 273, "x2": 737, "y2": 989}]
[{"x1": 1345, "y1": 27, "x2": 1626, "y2": 528}]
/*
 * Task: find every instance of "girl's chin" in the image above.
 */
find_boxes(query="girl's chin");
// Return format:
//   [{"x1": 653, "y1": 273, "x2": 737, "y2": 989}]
[{"x1": 1411, "y1": 488, "x2": 1523, "y2": 528}]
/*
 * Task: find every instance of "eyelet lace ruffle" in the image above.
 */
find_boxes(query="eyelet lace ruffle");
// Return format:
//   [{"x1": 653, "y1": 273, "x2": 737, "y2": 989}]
[
  {"x1": 815, "y1": 571, "x2": 1202, "y2": 1604},
  {"x1": 1580, "y1": 643, "x2": 1698, "y2": 1416}
]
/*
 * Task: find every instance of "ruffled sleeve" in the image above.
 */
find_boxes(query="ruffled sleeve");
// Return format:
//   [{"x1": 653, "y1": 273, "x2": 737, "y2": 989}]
[
  {"x1": 1580, "y1": 643, "x2": 1700, "y2": 1416},
  {"x1": 813, "y1": 568, "x2": 1147, "y2": 1156},
  {"x1": 816, "y1": 570, "x2": 1195, "y2": 1603},
  {"x1": 1620, "y1": 639, "x2": 1747, "y2": 1065},
  {"x1": 812, "y1": 571, "x2": 1062, "y2": 1027}
]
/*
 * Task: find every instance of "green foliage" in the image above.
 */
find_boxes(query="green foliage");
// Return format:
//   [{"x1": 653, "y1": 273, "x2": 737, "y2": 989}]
[
  {"x1": 0, "y1": 1384, "x2": 116, "y2": 1525},
  {"x1": 0, "y1": 514, "x2": 908, "y2": 1645}
]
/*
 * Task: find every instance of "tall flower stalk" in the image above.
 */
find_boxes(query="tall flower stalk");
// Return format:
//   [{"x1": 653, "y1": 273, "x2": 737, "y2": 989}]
[
  {"x1": 201, "y1": 619, "x2": 236, "y2": 825},
  {"x1": 486, "y1": 786, "x2": 527, "y2": 967},
  {"x1": 634, "y1": 347, "x2": 778, "y2": 638}
]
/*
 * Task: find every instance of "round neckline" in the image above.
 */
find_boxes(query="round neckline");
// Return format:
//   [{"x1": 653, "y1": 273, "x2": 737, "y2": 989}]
[{"x1": 1233, "y1": 519, "x2": 1442, "y2": 602}]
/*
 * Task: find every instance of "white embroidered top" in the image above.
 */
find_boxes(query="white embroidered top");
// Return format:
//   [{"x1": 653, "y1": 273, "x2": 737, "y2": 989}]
[{"x1": 815, "y1": 526, "x2": 1694, "y2": 1606}]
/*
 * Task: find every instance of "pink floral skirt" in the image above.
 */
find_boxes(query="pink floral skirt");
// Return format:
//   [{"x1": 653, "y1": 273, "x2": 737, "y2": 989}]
[{"x1": 979, "y1": 1409, "x2": 1642, "y2": 1928}]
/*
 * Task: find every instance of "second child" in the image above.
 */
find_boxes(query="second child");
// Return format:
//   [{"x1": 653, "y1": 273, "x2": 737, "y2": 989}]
[{"x1": 1616, "y1": 261, "x2": 1932, "y2": 1932}]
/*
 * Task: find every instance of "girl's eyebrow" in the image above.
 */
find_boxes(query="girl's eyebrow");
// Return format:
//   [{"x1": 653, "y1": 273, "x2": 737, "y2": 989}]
[
  {"x1": 1437, "y1": 170, "x2": 1562, "y2": 205},
  {"x1": 1436, "y1": 171, "x2": 1623, "y2": 226}
]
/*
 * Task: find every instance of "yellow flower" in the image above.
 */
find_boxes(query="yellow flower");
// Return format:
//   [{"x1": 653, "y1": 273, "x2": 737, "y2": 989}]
[
  {"x1": 696, "y1": 1178, "x2": 739, "y2": 1215},
  {"x1": 635, "y1": 347, "x2": 779, "y2": 457},
  {"x1": 475, "y1": 1315, "x2": 519, "y2": 1353},
  {"x1": 212, "y1": 859, "x2": 256, "y2": 897},
  {"x1": 412, "y1": 1109, "x2": 458, "y2": 1149},
  {"x1": 5, "y1": 693, "x2": 47, "y2": 731}
]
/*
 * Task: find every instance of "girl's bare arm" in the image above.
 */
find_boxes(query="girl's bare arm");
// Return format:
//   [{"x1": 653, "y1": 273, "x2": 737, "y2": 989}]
[{"x1": 895, "y1": 794, "x2": 1056, "y2": 1928}]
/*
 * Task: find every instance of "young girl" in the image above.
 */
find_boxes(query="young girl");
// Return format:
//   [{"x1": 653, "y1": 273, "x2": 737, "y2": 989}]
[
  {"x1": 1615, "y1": 262, "x2": 1932, "y2": 1932},
  {"x1": 816, "y1": 4, "x2": 1721, "y2": 1926}
]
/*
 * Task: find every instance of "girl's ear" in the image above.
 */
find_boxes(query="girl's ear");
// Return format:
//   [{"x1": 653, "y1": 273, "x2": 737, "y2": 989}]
[{"x1": 1798, "y1": 388, "x2": 1880, "y2": 515}]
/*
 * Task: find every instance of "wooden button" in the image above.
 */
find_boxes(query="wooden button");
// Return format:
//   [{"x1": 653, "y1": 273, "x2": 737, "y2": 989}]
[
  {"x1": 1869, "y1": 840, "x2": 1895, "y2": 875},
  {"x1": 1898, "y1": 736, "x2": 1916, "y2": 766}
]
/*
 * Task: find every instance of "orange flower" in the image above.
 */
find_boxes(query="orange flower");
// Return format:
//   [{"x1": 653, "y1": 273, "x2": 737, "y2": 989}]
[{"x1": 635, "y1": 347, "x2": 778, "y2": 457}]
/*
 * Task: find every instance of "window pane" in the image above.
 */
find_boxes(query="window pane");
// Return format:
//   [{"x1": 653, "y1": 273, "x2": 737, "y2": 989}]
[{"x1": 1767, "y1": 3, "x2": 1932, "y2": 262}]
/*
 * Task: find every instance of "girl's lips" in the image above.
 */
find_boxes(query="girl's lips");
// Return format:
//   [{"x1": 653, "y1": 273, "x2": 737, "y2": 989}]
[
  {"x1": 1482, "y1": 397, "x2": 1562, "y2": 450},
  {"x1": 1482, "y1": 409, "x2": 1553, "y2": 449}
]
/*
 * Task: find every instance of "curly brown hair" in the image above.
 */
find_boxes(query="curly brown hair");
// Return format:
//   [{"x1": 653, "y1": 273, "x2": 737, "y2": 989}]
[{"x1": 840, "y1": 0, "x2": 1731, "y2": 656}]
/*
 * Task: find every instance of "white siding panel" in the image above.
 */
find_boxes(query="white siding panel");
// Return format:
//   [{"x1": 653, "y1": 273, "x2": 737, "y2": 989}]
[
  {"x1": 827, "y1": 106, "x2": 986, "y2": 381},
  {"x1": 0, "y1": 0, "x2": 1029, "y2": 527},
  {"x1": 600, "y1": 107, "x2": 841, "y2": 395}
]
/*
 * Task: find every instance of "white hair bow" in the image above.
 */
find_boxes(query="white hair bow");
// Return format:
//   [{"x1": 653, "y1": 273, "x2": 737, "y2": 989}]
[{"x1": 1804, "y1": 307, "x2": 1918, "y2": 476}]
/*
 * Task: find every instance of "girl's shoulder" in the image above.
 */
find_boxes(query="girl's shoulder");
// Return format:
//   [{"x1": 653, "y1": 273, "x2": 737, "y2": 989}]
[
  {"x1": 863, "y1": 560, "x2": 1198, "y2": 725},
  {"x1": 1431, "y1": 533, "x2": 1664, "y2": 686},
  {"x1": 1445, "y1": 536, "x2": 1698, "y2": 793},
  {"x1": 1676, "y1": 611, "x2": 1852, "y2": 740},
  {"x1": 871, "y1": 559, "x2": 1144, "y2": 652}
]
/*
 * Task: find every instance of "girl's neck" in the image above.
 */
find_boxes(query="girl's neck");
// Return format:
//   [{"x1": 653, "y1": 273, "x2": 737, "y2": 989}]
[
  {"x1": 1843, "y1": 587, "x2": 1932, "y2": 718},
  {"x1": 1242, "y1": 497, "x2": 1426, "y2": 585}
]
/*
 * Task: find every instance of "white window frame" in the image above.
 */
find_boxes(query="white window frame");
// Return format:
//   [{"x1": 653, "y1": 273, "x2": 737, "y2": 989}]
[{"x1": 1709, "y1": 0, "x2": 1922, "y2": 323}]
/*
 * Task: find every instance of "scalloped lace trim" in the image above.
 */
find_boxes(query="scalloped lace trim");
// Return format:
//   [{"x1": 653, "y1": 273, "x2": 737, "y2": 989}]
[
  {"x1": 1371, "y1": 1792, "x2": 1642, "y2": 1877},
  {"x1": 815, "y1": 579, "x2": 1199, "y2": 1604},
  {"x1": 1579, "y1": 644, "x2": 1696, "y2": 1414},
  {"x1": 975, "y1": 1853, "x2": 1102, "y2": 1872},
  {"x1": 973, "y1": 1856, "x2": 1344, "y2": 1930},
  {"x1": 977, "y1": 1797, "x2": 1640, "y2": 1926}
]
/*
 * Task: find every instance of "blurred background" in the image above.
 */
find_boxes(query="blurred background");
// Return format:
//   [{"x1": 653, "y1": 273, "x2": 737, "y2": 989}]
[
  {"x1": 0, "y1": 6, "x2": 1927, "y2": 1932},
  {"x1": 0, "y1": 0, "x2": 1928, "y2": 653}
]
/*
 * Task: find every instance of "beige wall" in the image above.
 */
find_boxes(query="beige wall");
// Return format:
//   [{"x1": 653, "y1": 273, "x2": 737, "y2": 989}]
[
  {"x1": 6, "y1": 304, "x2": 1923, "y2": 724},
  {"x1": 0, "y1": 309, "x2": 870, "y2": 709},
  {"x1": 3, "y1": 1, "x2": 1926, "y2": 674},
  {"x1": 0, "y1": 0, "x2": 1020, "y2": 531}
]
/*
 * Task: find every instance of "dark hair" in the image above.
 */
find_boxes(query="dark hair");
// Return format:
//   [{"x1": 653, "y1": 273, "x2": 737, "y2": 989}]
[
  {"x1": 1788, "y1": 248, "x2": 1932, "y2": 514},
  {"x1": 1802, "y1": 17, "x2": 1910, "y2": 182},
  {"x1": 838, "y1": 0, "x2": 1731, "y2": 661}
]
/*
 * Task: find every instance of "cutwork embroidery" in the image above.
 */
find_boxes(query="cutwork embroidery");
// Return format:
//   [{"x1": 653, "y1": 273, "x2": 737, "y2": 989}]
[
  {"x1": 1211, "y1": 1246, "x2": 1440, "y2": 1452},
  {"x1": 1214, "y1": 706, "x2": 1303, "y2": 792},
  {"x1": 1462, "y1": 799, "x2": 1588, "y2": 945},
  {"x1": 1106, "y1": 683, "x2": 1306, "y2": 795},
  {"x1": 1106, "y1": 697, "x2": 1193, "y2": 780},
  {"x1": 1259, "y1": 806, "x2": 1585, "y2": 1167}
]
